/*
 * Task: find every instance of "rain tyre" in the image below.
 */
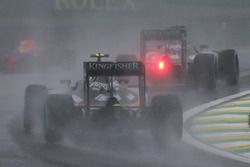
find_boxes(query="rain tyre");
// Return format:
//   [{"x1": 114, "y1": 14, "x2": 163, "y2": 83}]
[
  {"x1": 151, "y1": 95, "x2": 183, "y2": 148},
  {"x1": 23, "y1": 84, "x2": 47, "y2": 133},
  {"x1": 43, "y1": 94, "x2": 73, "y2": 143},
  {"x1": 218, "y1": 49, "x2": 239, "y2": 85},
  {"x1": 193, "y1": 54, "x2": 216, "y2": 89}
]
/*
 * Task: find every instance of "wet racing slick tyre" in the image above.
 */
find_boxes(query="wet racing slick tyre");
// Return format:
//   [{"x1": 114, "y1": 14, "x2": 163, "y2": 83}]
[
  {"x1": 218, "y1": 49, "x2": 239, "y2": 85},
  {"x1": 193, "y1": 54, "x2": 216, "y2": 89},
  {"x1": 43, "y1": 94, "x2": 73, "y2": 143},
  {"x1": 150, "y1": 95, "x2": 183, "y2": 149},
  {"x1": 23, "y1": 84, "x2": 48, "y2": 134}
]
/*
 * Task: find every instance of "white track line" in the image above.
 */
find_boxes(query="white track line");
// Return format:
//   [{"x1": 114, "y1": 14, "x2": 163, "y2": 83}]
[
  {"x1": 194, "y1": 114, "x2": 247, "y2": 120},
  {"x1": 183, "y1": 90, "x2": 250, "y2": 164},
  {"x1": 205, "y1": 107, "x2": 250, "y2": 114},
  {"x1": 197, "y1": 132, "x2": 250, "y2": 139},
  {"x1": 214, "y1": 142, "x2": 250, "y2": 148},
  {"x1": 192, "y1": 123, "x2": 248, "y2": 128}
]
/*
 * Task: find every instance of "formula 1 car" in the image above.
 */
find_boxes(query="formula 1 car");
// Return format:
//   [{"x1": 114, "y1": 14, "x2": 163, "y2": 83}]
[
  {"x1": 23, "y1": 53, "x2": 183, "y2": 148},
  {"x1": 0, "y1": 39, "x2": 76, "y2": 73},
  {"x1": 140, "y1": 26, "x2": 239, "y2": 89}
]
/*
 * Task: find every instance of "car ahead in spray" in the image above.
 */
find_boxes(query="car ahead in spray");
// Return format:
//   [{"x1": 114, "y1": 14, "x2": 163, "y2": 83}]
[
  {"x1": 140, "y1": 26, "x2": 239, "y2": 89},
  {"x1": 23, "y1": 53, "x2": 183, "y2": 148},
  {"x1": 0, "y1": 39, "x2": 76, "y2": 73}
]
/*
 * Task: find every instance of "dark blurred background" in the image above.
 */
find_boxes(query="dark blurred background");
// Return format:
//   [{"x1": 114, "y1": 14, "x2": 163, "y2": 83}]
[{"x1": 0, "y1": 0, "x2": 250, "y2": 58}]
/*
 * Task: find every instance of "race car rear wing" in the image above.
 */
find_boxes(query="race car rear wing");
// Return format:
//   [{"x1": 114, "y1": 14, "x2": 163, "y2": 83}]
[
  {"x1": 140, "y1": 26, "x2": 188, "y2": 69},
  {"x1": 141, "y1": 28, "x2": 187, "y2": 40},
  {"x1": 84, "y1": 61, "x2": 146, "y2": 111},
  {"x1": 84, "y1": 62, "x2": 145, "y2": 76}
]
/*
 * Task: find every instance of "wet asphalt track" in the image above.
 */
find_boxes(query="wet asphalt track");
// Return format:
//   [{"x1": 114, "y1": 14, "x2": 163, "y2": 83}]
[{"x1": 1, "y1": 68, "x2": 250, "y2": 167}]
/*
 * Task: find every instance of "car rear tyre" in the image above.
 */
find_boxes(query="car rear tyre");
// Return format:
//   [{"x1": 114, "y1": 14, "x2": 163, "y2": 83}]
[
  {"x1": 193, "y1": 54, "x2": 216, "y2": 89},
  {"x1": 151, "y1": 95, "x2": 183, "y2": 148},
  {"x1": 219, "y1": 49, "x2": 239, "y2": 85},
  {"x1": 43, "y1": 94, "x2": 73, "y2": 143},
  {"x1": 23, "y1": 84, "x2": 47, "y2": 133}
]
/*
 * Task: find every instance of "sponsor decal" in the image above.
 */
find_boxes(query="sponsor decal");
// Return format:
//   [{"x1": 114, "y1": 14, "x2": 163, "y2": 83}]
[
  {"x1": 88, "y1": 62, "x2": 139, "y2": 71},
  {"x1": 85, "y1": 62, "x2": 143, "y2": 76},
  {"x1": 90, "y1": 81, "x2": 109, "y2": 90}
]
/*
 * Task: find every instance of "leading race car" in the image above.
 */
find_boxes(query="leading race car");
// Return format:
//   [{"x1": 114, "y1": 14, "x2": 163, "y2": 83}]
[
  {"x1": 140, "y1": 26, "x2": 239, "y2": 89},
  {"x1": 23, "y1": 53, "x2": 183, "y2": 148}
]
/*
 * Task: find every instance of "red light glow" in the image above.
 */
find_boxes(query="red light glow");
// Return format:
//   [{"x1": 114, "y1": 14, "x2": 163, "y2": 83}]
[
  {"x1": 158, "y1": 61, "x2": 165, "y2": 70},
  {"x1": 145, "y1": 53, "x2": 172, "y2": 80}
]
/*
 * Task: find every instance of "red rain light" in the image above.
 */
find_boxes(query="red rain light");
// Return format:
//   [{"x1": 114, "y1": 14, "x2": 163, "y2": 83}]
[
  {"x1": 158, "y1": 61, "x2": 165, "y2": 70},
  {"x1": 145, "y1": 53, "x2": 172, "y2": 80}
]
